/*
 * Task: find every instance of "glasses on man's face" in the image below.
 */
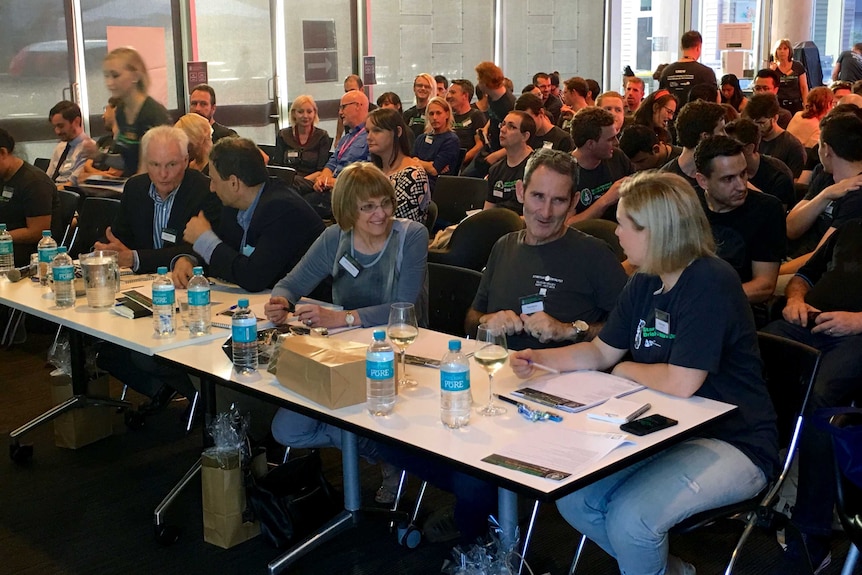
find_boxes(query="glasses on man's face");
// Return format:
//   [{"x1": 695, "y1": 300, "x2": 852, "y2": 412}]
[
  {"x1": 339, "y1": 102, "x2": 359, "y2": 111},
  {"x1": 358, "y1": 197, "x2": 394, "y2": 214}
]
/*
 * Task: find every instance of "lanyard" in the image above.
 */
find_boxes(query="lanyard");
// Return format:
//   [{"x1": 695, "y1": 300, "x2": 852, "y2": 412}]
[{"x1": 337, "y1": 127, "x2": 366, "y2": 161}]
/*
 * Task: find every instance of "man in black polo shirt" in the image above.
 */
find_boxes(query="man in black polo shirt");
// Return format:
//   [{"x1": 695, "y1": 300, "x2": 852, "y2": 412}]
[
  {"x1": 483, "y1": 111, "x2": 534, "y2": 215},
  {"x1": 514, "y1": 93, "x2": 573, "y2": 153},
  {"x1": 743, "y1": 91, "x2": 806, "y2": 180}
]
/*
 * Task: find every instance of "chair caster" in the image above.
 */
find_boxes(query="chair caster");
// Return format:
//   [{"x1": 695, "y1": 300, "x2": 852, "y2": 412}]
[
  {"x1": 124, "y1": 410, "x2": 145, "y2": 430},
  {"x1": 397, "y1": 523, "x2": 422, "y2": 548},
  {"x1": 9, "y1": 441, "x2": 33, "y2": 464},
  {"x1": 154, "y1": 523, "x2": 180, "y2": 546}
]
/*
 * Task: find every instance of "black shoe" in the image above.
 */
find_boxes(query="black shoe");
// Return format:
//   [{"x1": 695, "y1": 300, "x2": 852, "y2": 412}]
[
  {"x1": 780, "y1": 532, "x2": 831, "y2": 574},
  {"x1": 138, "y1": 386, "x2": 178, "y2": 415}
]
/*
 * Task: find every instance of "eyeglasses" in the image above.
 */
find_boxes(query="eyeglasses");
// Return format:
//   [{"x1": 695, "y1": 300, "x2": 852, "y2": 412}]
[
  {"x1": 358, "y1": 197, "x2": 394, "y2": 213},
  {"x1": 663, "y1": 106, "x2": 675, "y2": 116},
  {"x1": 339, "y1": 102, "x2": 359, "y2": 111}
]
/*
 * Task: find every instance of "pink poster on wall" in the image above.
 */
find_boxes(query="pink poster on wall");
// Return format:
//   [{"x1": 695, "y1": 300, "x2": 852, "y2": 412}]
[{"x1": 106, "y1": 26, "x2": 168, "y2": 107}]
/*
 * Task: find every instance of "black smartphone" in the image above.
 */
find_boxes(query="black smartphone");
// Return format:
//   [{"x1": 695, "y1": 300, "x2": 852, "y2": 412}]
[{"x1": 620, "y1": 414, "x2": 678, "y2": 436}]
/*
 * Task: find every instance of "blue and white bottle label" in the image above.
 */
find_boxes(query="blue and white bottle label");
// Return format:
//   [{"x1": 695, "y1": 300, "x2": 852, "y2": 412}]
[
  {"x1": 0, "y1": 240, "x2": 12, "y2": 255},
  {"x1": 38, "y1": 247, "x2": 58, "y2": 263},
  {"x1": 366, "y1": 359, "x2": 394, "y2": 380},
  {"x1": 152, "y1": 286, "x2": 175, "y2": 306},
  {"x1": 52, "y1": 265, "x2": 74, "y2": 282},
  {"x1": 188, "y1": 288, "x2": 210, "y2": 306},
  {"x1": 441, "y1": 370, "x2": 470, "y2": 392},
  {"x1": 232, "y1": 317, "x2": 257, "y2": 343}
]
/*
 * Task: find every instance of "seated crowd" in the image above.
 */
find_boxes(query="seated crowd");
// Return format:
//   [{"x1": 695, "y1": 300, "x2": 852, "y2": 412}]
[{"x1": 4, "y1": 39, "x2": 862, "y2": 575}]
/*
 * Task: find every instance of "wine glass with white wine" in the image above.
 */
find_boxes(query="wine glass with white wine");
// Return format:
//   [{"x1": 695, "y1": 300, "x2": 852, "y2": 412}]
[
  {"x1": 474, "y1": 324, "x2": 509, "y2": 416},
  {"x1": 388, "y1": 302, "x2": 419, "y2": 387}
]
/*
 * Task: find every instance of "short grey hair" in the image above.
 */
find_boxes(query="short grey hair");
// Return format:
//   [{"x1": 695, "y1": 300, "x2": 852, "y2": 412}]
[{"x1": 141, "y1": 125, "x2": 189, "y2": 163}]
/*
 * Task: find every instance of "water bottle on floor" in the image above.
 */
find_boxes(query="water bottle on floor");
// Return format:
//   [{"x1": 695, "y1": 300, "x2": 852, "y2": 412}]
[
  {"x1": 232, "y1": 298, "x2": 257, "y2": 374},
  {"x1": 152, "y1": 266, "x2": 176, "y2": 337},
  {"x1": 186, "y1": 266, "x2": 211, "y2": 336},
  {"x1": 366, "y1": 330, "x2": 395, "y2": 416},
  {"x1": 52, "y1": 247, "x2": 75, "y2": 309},
  {"x1": 0, "y1": 224, "x2": 13, "y2": 275},
  {"x1": 37, "y1": 230, "x2": 57, "y2": 287},
  {"x1": 441, "y1": 340, "x2": 471, "y2": 428}
]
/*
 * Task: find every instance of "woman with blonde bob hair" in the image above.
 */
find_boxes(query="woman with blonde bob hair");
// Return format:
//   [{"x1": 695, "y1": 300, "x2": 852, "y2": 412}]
[
  {"x1": 174, "y1": 113, "x2": 212, "y2": 174},
  {"x1": 274, "y1": 94, "x2": 332, "y2": 179},
  {"x1": 511, "y1": 171, "x2": 778, "y2": 575}
]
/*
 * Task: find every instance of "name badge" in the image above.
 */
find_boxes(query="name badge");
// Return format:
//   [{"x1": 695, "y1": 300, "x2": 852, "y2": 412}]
[
  {"x1": 463, "y1": 118, "x2": 472, "y2": 127},
  {"x1": 242, "y1": 244, "x2": 255, "y2": 257},
  {"x1": 655, "y1": 309, "x2": 670, "y2": 335},
  {"x1": 492, "y1": 184, "x2": 504, "y2": 198},
  {"x1": 161, "y1": 228, "x2": 178, "y2": 244},
  {"x1": 2, "y1": 187, "x2": 13, "y2": 199},
  {"x1": 424, "y1": 135, "x2": 434, "y2": 145},
  {"x1": 287, "y1": 151, "x2": 299, "y2": 158},
  {"x1": 520, "y1": 294, "x2": 545, "y2": 315},
  {"x1": 338, "y1": 254, "x2": 361, "y2": 278},
  {"x1": 542, "y1": 141, "x2": 553, "y2": 149}
]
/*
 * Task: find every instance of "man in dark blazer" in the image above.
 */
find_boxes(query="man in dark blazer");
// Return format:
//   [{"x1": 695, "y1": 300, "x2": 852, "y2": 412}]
[
  {"x1": 95, "y1": 125, "x2": 221, "y2": 272},
  {"x1": 172, "y1": 137, "x2": 324, "y2": 293}
]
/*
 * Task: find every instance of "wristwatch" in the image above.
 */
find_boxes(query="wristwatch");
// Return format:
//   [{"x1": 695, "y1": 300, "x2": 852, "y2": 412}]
[
  {"x1": 345, "y1": 311, "x2": 356, "y2": 327},
  {"x1": 571, "y1": 320, "x2": 589, "y2": 341}
]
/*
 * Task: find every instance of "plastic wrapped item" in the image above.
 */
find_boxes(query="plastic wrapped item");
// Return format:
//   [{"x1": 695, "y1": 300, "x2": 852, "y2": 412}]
[
  {"x1": 441, "y1": 518, "x2": 533, "y2": 575},
  {"x1": 47, "y1": 333, "x2": 72, "y2": 376},
  {"x1": 205, "y1": 403, "x2": 250, "y2": 469}
]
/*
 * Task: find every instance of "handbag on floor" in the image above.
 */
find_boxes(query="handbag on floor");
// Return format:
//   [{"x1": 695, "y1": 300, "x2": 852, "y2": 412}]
[{"x1": 245, "y1": 449, "x2": 341, "y2": 548}]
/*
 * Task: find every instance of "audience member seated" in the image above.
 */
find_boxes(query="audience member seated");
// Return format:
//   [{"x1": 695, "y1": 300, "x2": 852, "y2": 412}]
[
  {"x1": 619, "y1": 124, "x2": 681, "y2": 172},
  {"x1": 512, "y1": 170, "x2": 777, "y2": 575},
  {"x1": 376, "y1": 91, "x2": 402, "y2": 112},
  {"x1": 264, "y1": 162, "x2": 428, "y2": 500},
  {"x1": 412, "y1": 97, "x2": 460, "y2": 192},
  {"x1": 77, "y1": 98, "x2": 125, "y2": 181},
  {"x1": 743, "y1": 92, "x2": 807, "y2": 181},
  {"x1": 632, "y1": 89, "x2": 679, "y2": 145},
  {"x1": 515, "y1": 93, "x2": 574, "y2": 153},
  {"x1": 45, "y1": 100, "x2": 94, "y2": 187},
  {"x1": 403, "y1": 73, "x2": 436, "y2": 139},
  {"x1": 597, "y1": 91, "x2": 626, "y2": 137},
  {"x1": 624, "y1": 76, "x2": 645, "y2": 115},
  {"x1": 366, "y1": 108, "x2": 430, "y2": 223},
  {"x1": 751, "y1": 68, "x2": 794, "y2": 128},
  {"x1": 687, "y1": 82, "x2": 720, "y2": 104},
  {"x1": 720, "y1": 73, "x2": 748, "y2": 113},
  {"x1": 557, "y1": 76, "x2": 590, "y2": 132},
  {"x1": 102, "y1": 47, "x2": 171, "y2": 176},
  {"x1": 174, "y1": 113, "x2": 213, "y2": 175},
  {"x1": 189, "y1": 83, "x2": 238, "y2": 143},
  {"x1": 0, "y1": 128, "x2": 57, "y2": 266},
  {"x1": 172, "y1": 136, "x2": 324, "y2": 293},
  {"x1": 764, "y1": 219, "x2": 862, "y2": 574},
  {"x1": 467, "y1": 149, "x2": 626, "y2": 350},
  {"x1": 446, "y1": 79, "x2": 487, "y2": 168},
  {"x1": 304, "y1": 90, "x2": 370, "y2": 219},
  {"x1": 435, "y1": 74, "x2": 449, "y2": 98},
  {"x1": 568, "y1": 107, "x2": 634, "y2": 224},
  {"x1": 661, "y1": 99, "x2": 728, "y2": 193},
  {"x1": 483, "y1": 111, "x2": 535, "y2": 215},
  {"x1": 533, "y1": 72, "x2": 563, "y2": 124},
  {"x1": 273, "y1": 95, "x2": 333, "y2": 181},
  {"x1": 725, "y1": 118, "x2": 796, "y2": 211},
  {"x1": 693, "y1": 135, "x2": 786, "y2": 304},
  {"x1": 787, "y1": 86, "x2": 834, "y2": 148}
]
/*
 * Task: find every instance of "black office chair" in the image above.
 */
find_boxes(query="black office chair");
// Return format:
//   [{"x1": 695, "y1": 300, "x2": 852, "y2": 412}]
[
  {"x1": 427, "y1": 263, "x2": 483, "y2": 337},
  {"x1": 424, "y1": 200, "x2": 438, "y2": 235},
  {"x1": 258, "y1": 143, "x2": 278, "y2": 163},
  {"x1": 432, "y1": 175, "x2": 488, "y2": 225},
  {"x1": 266, "y1": 165, "x2": 297, "y2": 187},
  {"x1": 570, "y1": 219, "x2": 625, "y2": 262},
  {"x1": 428, "y1": 208, "x2": 524, "y2": 272},
  {"x1": 569, "y1": 332, "x2": 821, "y2": 575},
  {"x1": 68, "y1": 197, "x2": 121, "y2": 258},
  {"x1": 34, "y1": 157, "x2": 51, "y2": 172},
  {"x1": 56, "y1": 189, "x2": 81, "y2": 247},
  {"x1": 829, "y1": 409, "x2": 862, "y2": 575}
]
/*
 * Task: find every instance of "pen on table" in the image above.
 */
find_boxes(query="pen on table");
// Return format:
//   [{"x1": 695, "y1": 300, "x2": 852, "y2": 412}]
[
  {"x1": 495, "y1": 394, "x2": 564, "y2": 422},
  {"x1": 527, "y1": 360, "x2": 560, "y2": 374}
]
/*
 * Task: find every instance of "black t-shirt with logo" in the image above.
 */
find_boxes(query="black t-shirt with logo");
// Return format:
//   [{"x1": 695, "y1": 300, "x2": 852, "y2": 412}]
[
  {"x1": 486, "y1": 154, "x2": 531, "y2": 215},
  {"x1": 575, "y1": 152, "x2": 634, "y2": 221}
]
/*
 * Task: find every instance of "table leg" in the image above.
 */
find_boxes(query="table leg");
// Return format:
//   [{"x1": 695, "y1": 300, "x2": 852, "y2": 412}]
[{"x1": 498, "y1": 487, "x2": 519, "y2": 550}]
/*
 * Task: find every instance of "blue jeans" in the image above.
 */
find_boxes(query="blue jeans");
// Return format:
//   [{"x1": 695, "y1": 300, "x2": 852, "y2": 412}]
[
  {"x1": 270, "y1": 407, "x2": 379, "y2": 462},
  {"x1": 556, "y1": 438, "x2": 766, "y2": 575}
]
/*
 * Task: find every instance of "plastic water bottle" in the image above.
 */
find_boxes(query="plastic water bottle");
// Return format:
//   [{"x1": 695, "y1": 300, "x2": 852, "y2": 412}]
[
  {"x1": 52, "y1": 247, "x2": 75, "y2": 308},
  {"x1": 366, "y1": 330, "x2": 396, "y2": 416},
  {"x1": 232, "y1": 298, "x2": 258, "y2": 374},
  {"x1": 441, "y1": 340, "x2": 471, "y2": 428},
  {"x1": 152, "y1": 266, "x2": 176, "y2": 337},
  {"x1": 187, "y1": 266, "x2": 211, "y2": 336},
  {"x1": 37, "y1": 230, "x2": 58, "y2": 286},
  {"x1": 0, "y1": 224, "x2": 13, "y2": 274}
]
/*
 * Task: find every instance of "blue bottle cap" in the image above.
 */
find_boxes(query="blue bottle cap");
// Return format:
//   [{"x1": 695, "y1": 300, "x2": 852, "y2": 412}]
[
  {"x1": 157, "y1": 266, "x2": 168, "y2": 275},
  {"x1": 373, "y1": 330, "x2": 385, "y2": 340},
  {"x1": 193, "y1": 266, "x2": 204, "y2": 275},
  {"x1": 238, "y1": 298, "x2": 249, "y2": 308},
  {"x1": 448, "y1": 340, "x2": 461, "y2": 351}
]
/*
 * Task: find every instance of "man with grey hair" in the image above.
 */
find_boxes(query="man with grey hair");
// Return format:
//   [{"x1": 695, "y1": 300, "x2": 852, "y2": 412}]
[
  {"x1": 95, "y1": 125, "x2": 221, "y2": 272},
  {"x1": 466, "y1": 148, "x2": 626, "y2": 350}
]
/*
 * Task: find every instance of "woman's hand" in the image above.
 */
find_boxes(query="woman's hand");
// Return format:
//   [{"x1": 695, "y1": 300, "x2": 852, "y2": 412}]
[
  {"x1": 264, "y1": 296, "x2": 291, "y2": 324},
  {"x1": 293, "y1": 303, "x2": 349, "y2": 329}
]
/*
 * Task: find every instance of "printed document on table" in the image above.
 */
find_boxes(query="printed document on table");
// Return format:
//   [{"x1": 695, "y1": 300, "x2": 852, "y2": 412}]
[
  {"x1": 483, "y1": 427, "x2": 630, "y2": 481},
  {"x1": 512, "y1": 371, "x2": 644, "y2": 412}
]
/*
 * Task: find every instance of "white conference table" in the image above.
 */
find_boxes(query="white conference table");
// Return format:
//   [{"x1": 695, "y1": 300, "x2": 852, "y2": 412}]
[{"x1": 158, "y1": 326, "x2": 736, "y2": 573}]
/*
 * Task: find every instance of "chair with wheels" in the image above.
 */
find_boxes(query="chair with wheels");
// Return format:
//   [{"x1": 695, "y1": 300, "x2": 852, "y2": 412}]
[
  {"x1": 427, "y1": 263, "x2": 482, "y2": 337},
  {"x1": 428, "y1": 208, "x2": 524, "y2": 272},
  {"x1": 68, "y1": 196, "x2": 121, "y2": 258},
  {"x1": 570, "y1": 219, "x2": 625, "y2": 262},
  {"x1": 432, "y1": 175, "x2": 488, "y2": 225},
  {"x1": 569, "y1": 332, "x2": 821, "y2": 575}
]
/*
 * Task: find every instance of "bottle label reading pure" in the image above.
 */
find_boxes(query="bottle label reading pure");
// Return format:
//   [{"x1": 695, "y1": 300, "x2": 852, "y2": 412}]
[
  {"x1": 38, "y1": 247, "x2": 58, "y2": 263},
  {"x1": 52, "y1": 265, "x2": 74, "y2": 282},
  {"x1": 441, "y1": 370, "x2": 470, "y2": 391},
  {"x1": 232, "y1": 318, "x2": 257, "y2": 343},
  {"x1": 152, "y1": 286, "x2": 175, "y2": 306},
  {"x1": 366, "y1": 359, "x2": 394, "y2": 380},
  {"x1": 0, "y1": 240, "x2": 12, "y2": 255},
  {"x1": 188, "y1": 289, "x2": 210, "y2": 306}
]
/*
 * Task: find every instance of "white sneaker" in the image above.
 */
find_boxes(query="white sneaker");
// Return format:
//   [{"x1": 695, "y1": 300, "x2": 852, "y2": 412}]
[{"x1": 667, "y1": 555, "x2": 696, "y2": 575}]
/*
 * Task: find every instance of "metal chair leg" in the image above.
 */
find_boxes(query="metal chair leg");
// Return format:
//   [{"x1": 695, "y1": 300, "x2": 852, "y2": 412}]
[
  {"x1": 518, "y1": 500, "x2": 540, "y2": 575},
  {"x1": 569, "y1": 533, "x2": 588, "y2": 575},
  {"x1": 184, "y1": 391, "x2": 199, "y2": 433},
  {"x1": 841, "y1": 543, "x2": 859, "y2": 575}
]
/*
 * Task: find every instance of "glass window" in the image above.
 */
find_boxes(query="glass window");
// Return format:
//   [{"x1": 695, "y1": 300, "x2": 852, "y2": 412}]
[
  {"x1": 694, "y1": 0, "x2": 763, "y2": 82},
  {"x1": 813, "y1": 0, "x2": 862, "y2": 81}
]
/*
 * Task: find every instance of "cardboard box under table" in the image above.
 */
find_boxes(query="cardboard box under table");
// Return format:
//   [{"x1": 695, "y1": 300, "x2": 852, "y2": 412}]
[
  {"x1": 51, "y1": 374, "x2": 114, "y2": 449},
  {"x1": 276, "y1": 336, "x2": 367, "y2": 409}
]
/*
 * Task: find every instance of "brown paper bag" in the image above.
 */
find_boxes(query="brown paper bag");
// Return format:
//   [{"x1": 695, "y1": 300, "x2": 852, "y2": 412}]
[
  {"x1": 201, "y1": 449, "x2": 260, "y2": 549},
  {"x1": 275, "y1": 335, "x2": 367, "y2": 409},
  {"x1": 51, "y1": 373, "x2": 114, "y2": 449}
]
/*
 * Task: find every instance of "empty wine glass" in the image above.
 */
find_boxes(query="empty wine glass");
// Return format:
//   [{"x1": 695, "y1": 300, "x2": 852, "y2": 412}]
[
  {"x1": 388, "y1": 302, "x2": 419, "y2": 387},
  {"x1": 474, "y1": 324, "x2": 509, "y2": 416}
]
